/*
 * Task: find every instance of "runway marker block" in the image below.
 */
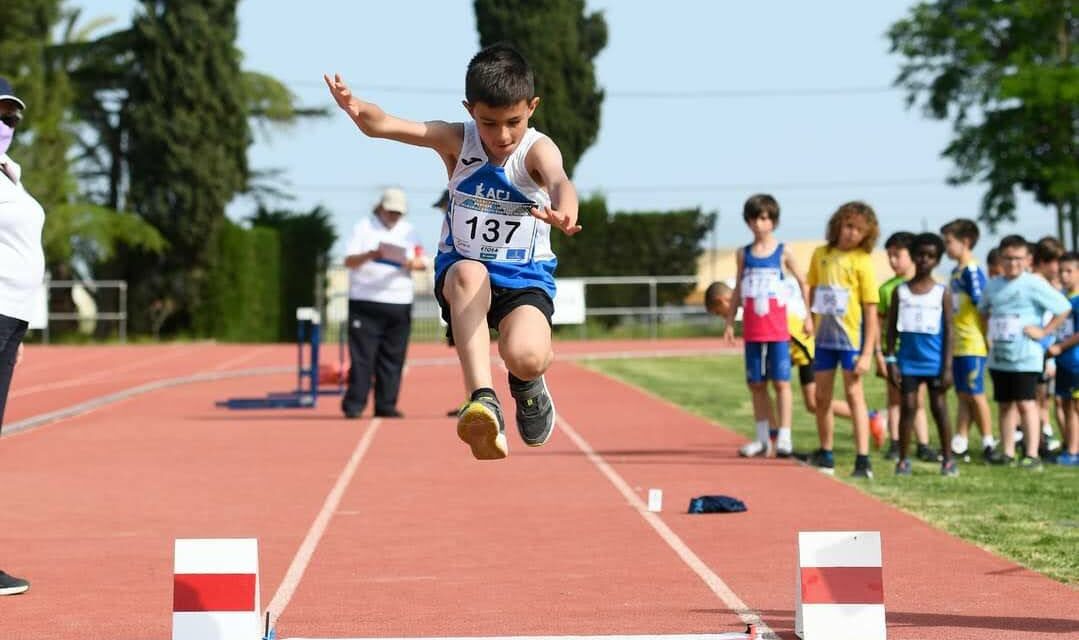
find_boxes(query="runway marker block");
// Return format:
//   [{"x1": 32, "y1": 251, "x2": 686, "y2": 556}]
[
  {"x1": 794, "y1": 531, "x2": 885, "y2": 640},
  {"x1": 173, "y1": 538, "x2": 261, "y2": 640}
]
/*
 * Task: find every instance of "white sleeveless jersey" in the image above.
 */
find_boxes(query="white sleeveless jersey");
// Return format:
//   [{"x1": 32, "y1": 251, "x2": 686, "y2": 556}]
[{"x1": 434, "y1": 121, "x2": 557, "y2": 297}]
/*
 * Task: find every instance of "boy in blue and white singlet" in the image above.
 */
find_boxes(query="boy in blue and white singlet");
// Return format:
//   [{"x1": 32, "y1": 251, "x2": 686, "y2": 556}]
[
  {"x1": 326, "y1": 44, "x2": 582, "y2": 461},
  {"x1": 884, "y1": 233, "x2": 958, "y2": 476},
  {"x1": 1046, "y1": 252, "x2": 1079, "y2": 465}
]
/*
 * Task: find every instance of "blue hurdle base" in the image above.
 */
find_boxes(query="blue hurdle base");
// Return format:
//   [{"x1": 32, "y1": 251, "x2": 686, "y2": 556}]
[{"x1": 215, "y1": 394, "x2": 317, "y2": 409}]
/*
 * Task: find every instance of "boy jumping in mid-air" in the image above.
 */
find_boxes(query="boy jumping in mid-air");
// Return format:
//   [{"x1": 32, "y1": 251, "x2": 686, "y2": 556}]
[{"x1": 326, "y1": 43, "x2": 581, "y2": 460}]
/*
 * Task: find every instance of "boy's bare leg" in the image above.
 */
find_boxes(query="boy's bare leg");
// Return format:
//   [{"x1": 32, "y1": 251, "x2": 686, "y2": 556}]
[
  {"x1": 444, "y1": 261, "x2": 505, "y2": 460},
  {"x1": 832, "y1": 399, "x2": 852, "y2": 419},
  {"x1": 497, "y1": 305, "x2": 553, "y2": 381},
  {"x1": 773, "y1": 379, "x2": 793, "y2": 454},
  {"x1": 498, "y1": 305, "x2": 557, "y2": 447},
  {"x1": 814, "y1": 369, "x2": 836, "y2": 450},
  {"x1": 843, "y1": 370, "x2": 870, "y2": 455},
  {"x1": 914, "y1": 388, "x2": 931, "y2": 447},
  {"x1": 444, "y1": 261, "x2": 494, "y2": 392},
  {"x1": 1018, "y1": 399, "x2": 1041, "y2": 458},
  {"x1": 999, "y1": 401, "x2": 1018, "y2": 457}
]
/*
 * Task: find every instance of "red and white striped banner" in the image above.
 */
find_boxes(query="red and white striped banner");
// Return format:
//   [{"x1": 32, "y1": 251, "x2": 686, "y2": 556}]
[
  {"x1": 173, "y1": 538, "x2": 261, "y2": 640},
  {"x1": 795, "y1": 531, "x2": 885, "y2": 640}
]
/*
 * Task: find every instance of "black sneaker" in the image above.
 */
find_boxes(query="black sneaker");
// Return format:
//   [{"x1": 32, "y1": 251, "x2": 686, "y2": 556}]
[
  {"x1": 941, "y1": 459, "x2": 959, "y2": 477},
  {"x1": 805, "y1": 449, "x2": 835, "y2": 475},
  {"x1": 456, "y1": 392, "x2": 508, "y2": 460},
  {"x1": 374, "y1": 408, "x2": 404, "y2": 418},
  {"x1": 852, "y1": 456, "x2": 874, "y2": 479},
  {"x1": 0, "y1": 571, "x2": 29, "y2": 596},
  {"x1": 895, "y1": 459, "x2": 912, "y2": 476},
  {"x1": 883, "y1": 439, "x2": 899, "y2": 461},
  {"x1": 1018, "y1": 455, "x2": 1044, "y2": 472},
  {"x1": 916, "y1": 443, "x2": 941, "y2": 462},
  {"x1": 985, "y1": 450, "x2": 1015, "y2": 466},
  {"x1": 509, "y1": 375, "x2": 556, "y2": 447}
]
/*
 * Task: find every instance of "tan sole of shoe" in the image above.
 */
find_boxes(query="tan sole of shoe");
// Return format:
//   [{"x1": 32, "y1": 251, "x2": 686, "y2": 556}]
[{"x1": 457, "y1": 402, "x2": 508, "y2": 460}]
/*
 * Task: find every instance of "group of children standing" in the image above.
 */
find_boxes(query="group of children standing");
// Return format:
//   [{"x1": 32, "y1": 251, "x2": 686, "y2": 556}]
[{"x1": 707, "y1": 195, "x2": 1079, "y2": 478}]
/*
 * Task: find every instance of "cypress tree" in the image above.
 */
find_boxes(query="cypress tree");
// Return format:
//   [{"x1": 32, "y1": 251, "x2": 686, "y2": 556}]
[{"x1": 126, "y1": 0, "x2": 250, "y2": 333}]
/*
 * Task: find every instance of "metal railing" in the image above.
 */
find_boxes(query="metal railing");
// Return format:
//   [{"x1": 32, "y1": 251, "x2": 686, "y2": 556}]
[{"x1": 41, "y1": 279, "x2": 128, "y2": 343}]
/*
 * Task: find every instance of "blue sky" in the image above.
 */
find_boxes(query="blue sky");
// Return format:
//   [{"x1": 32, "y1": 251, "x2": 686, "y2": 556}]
[{"x1": 82, "y1": 0, "x2": 1055, "y2": 262}]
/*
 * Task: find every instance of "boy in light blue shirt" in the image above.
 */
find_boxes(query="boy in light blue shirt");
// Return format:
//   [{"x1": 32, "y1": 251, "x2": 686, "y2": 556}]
[{"x1": 979, "y1": 235, "x2": 1071, "y2": 469}]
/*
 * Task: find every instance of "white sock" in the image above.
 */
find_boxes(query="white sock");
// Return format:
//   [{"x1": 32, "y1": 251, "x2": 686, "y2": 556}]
[
  {"x1": 755, "y1": 420, "x2": 770, "y2": 444},
  {"x1": 777, "y1": 427, "x2": 792, "y2": 446},
  {"x1": 983, "y1": 435, "x2": 997, "y2": 449},
  {"x1": 1042, "y1": 423, "x2": 1053, "y2": 437}
]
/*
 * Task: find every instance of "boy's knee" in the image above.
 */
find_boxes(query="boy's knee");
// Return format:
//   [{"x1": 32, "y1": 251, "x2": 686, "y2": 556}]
[
  {"x1": 747, "y1": 381, "x2": 767, "y2": 392},
  {"x1": 505, "y1": 350, "x2": 549, "y2": 381},
  {"x1": 444, "y1": 262, "x2": 489, "y2": 299}
]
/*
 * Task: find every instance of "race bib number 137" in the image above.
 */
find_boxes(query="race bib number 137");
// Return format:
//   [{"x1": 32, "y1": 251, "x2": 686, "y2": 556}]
[{"x1": 451, "y1": 192, "x2": 537, "y2": 263}]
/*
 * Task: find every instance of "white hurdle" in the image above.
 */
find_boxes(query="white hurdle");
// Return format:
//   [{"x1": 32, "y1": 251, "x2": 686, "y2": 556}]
[
  {"x1": 173, "y1": 538, "x2": 262, "y2": 640},
  {"x1": 794, "y1": 531, "x2": 886, "y2": 640}
]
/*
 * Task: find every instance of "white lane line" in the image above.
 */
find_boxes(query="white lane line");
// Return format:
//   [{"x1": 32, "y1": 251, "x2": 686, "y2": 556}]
[
  {"x1": 10, "y1": 343, "x2": 194, "y2": 398},
  {"x1": 212, "y1": 346, "x2": 274, "y2": 371},
  {"x1": 265, "y1": 418, "x2": 382, "y2": 629},
  {"x1": 557, "y1": 416, "x2": 776, "y2": 640}
]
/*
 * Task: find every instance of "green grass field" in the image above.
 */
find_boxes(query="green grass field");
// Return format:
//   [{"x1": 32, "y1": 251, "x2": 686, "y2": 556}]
[{"x1": 584, "y1": 355, "x2": 1079, "y2": 585}]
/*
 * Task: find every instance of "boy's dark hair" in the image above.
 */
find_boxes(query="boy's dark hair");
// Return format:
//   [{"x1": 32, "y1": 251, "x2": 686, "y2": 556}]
[
  {"x1": 704, "y1": 281, "x2": 732, "y2": 302},
  {"x1": 1033, "y1": 235, "x2": 1065, "y2": 265},
  {"x1": 939, "y1": 218, "x2": 980, "y2": 248},
  {"x1": 465, "y1": 43, "x2": 535, "y2": 107},
  {"x1": 884, "y1": 231, "x2": 916, "y2": 251},
  {"x1": 998, "y1": 234, "x2": 1029, "y2": 253},
  {"x1": 743, "y1": 194, "x2": 780, "y2": 224},
  {"x1": 911, "y1": 232, "x2": 944, "y2": 261},
  {"x1": 1061, "y1": 251, "x2": 1079, "y2": 264},
  {"x1": 825, "y1": 201, "x2": 880, "y2": 253},
  {"x1": 986, "y1": 247, "x2": 1001, "y2": 267}
]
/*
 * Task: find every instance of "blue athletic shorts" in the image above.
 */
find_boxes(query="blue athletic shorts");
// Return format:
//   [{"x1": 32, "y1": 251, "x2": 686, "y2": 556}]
[
  {"x1": 1055, "y1": 366, "x2": 1079, "y2": 399},
  {"x1": 744, "y1": 341, "x2": 791, "y2": 383},
  {"x1": 952, "y1": 355, "x2": 986, "y2": 395},
  {"x1": 812, "y1": 347, "x2": 859, "y2": 372}
]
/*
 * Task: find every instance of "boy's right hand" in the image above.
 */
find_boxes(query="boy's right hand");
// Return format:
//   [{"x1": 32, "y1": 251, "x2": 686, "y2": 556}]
[
  {"x1": 886, "y1": 362, "x2": 901, "y2": 389},
  {"x1": 324, "y1": 73, "x2": 361, "y2": 117},
  {"x1": 722, "y1": 323, "x2": 734, "y2": 344}
]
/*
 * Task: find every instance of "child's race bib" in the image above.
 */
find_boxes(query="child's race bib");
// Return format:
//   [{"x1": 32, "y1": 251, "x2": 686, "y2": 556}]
[
  {"x1": 742, "y1": 268, "x2": 781, "y2": 316},
  {"x1": 811, "y1": 285, "x2": 850, "y2": 316},
  {"x1": 450, "y1": 192, "x2": 538, "y2": 264},
  {"x1": 898, "y1": 301, "x2": 942, "y2": 335},
  {"x1": 987, "y1": 315, "x2": 1022, "y2": 342}
]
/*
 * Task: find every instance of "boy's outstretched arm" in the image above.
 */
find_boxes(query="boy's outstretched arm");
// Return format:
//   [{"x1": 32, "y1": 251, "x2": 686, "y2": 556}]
[
  {"x1": 526, "y1": 138, "x2": 582, "y2": 236},
  {"x1": 324, "y1": 73, "x2": 460, "y2": 165}
]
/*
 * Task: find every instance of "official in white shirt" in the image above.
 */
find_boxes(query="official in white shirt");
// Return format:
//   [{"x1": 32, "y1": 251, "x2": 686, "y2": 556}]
[
  {"x1": 341, "y1": 188, "x2": 425, "y2": 418},
  {"x1": 0, "y1": 77, "x2": 41, "y2": 596}
]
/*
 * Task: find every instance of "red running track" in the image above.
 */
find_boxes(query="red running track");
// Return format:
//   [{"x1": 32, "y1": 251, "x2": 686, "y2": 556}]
[{"x1": 0, "y1": 340, "x2": 1075, "y2": 640}]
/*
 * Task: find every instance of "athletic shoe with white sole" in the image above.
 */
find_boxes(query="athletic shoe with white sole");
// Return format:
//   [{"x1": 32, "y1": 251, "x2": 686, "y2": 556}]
[
  {"x1": 457, "y1": 392, "x2": 508, "y2": 460},
  {"x1": 738, "y1": 440, "x2": 771, "y2": 457},
  {"x1": 0, "y1": 571, "x2": 29, "y2": 596},
  {"x1": 509, "y1": 375, "x2": 556, "y2": 447}
]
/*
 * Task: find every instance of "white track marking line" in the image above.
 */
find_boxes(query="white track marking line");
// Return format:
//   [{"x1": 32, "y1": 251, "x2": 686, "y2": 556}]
[
  {"x1": 557, "y1": 415, "x2": 777, "y2": 640},
  {"x1": 10, "y1": 343, "x2": 194, "y2": 398},
  {"x1": 265, "y1": 418, "x2": 382, "y2": 629}
]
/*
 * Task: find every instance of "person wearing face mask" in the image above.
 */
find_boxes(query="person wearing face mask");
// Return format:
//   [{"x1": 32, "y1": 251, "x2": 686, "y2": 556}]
[
  {"x1": 0, "y1": 77, "x2": 44, "y2": 596},
  {"x1": 341, "y1": 187, "x2": 426, "y2": 419}
]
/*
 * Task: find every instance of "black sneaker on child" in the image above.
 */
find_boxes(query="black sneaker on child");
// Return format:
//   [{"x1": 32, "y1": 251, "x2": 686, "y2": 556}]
[
  {"x1": 985, "y1": 450, "x2": 1015, "y2": 466},
  {"x1": 916, "y1": 443, "x2": 941, "y2": 462},
  {"x1": 0, "y1": 571, "x2": 29, "y2": 596},
  {"x1": 456, "y1": 390, "x2": 508, "y2": 460},
  {"x1": 883, "y1": 439, "x2": 899, "y2": 461},
  {"x1": 509, "y1": 374, "x2": 556, "y2": 446},
  {"x1": 803, "y1": 448, "x2": 835, "y2": 475},
  {"x1": 851, "y1": 455, "x2": 874, "y2": 479}
]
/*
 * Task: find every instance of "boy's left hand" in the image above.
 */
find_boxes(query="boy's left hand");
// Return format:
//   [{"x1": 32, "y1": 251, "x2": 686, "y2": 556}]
[
  {"x1": 802, "y1": 316, "x2": 814, "y2": 337},
  {"x1": 1048, "y1": 343, "x2": 1063, "y2": 357},
  {"x1": 531, "y1": 206, "x2": 582, "y2": 236},
  {"x1": 854, "y1": 353, "x2": 872, "y2": 377},
  {"x1": 1024, "y1": 325, "x2": 1046, "y2": 340},
  {"x1": 939, "y1": 369, "x2": 953, "y2": 390}
]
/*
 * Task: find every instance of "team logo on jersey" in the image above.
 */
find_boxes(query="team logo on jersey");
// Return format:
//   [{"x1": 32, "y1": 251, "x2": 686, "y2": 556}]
[
  {"x1": 480, "y1": 246, "x2": 499, "y2": 260},
  {"x1": 461, "y1": 157, "x2": 483, "y2": 166},
  {"x1": 505, "y1": 248, "x2": 528, "y2": 261}
]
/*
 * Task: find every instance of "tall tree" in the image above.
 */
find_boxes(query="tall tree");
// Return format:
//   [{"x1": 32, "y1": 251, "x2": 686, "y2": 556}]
[
  {"x1": 125, "y1": 0, "x2": 250, "y2": 332},
  {"x1": 473, "y1": 0, "x2": 606, "y2": 177},
  {"x1": 889, "y1": 1, "x2": 1079, "y2": 247}
]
